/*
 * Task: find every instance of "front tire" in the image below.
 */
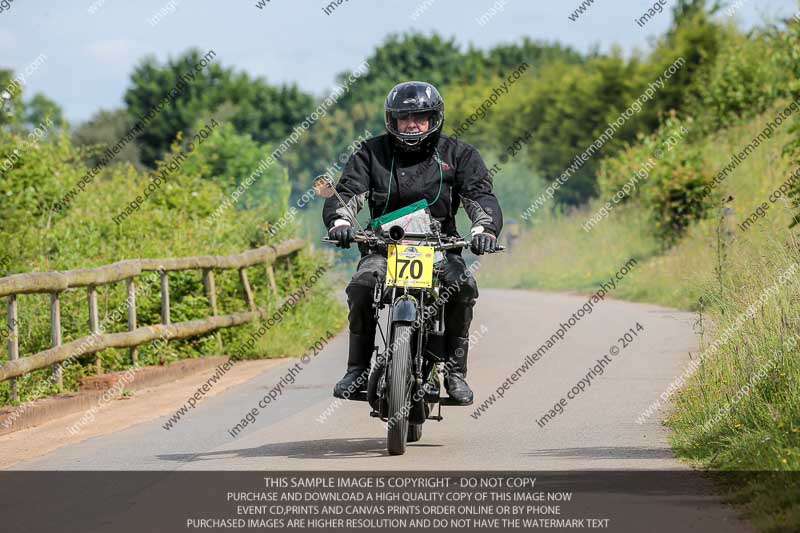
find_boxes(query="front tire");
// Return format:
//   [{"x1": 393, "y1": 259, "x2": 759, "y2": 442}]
[{"x1": 387, "y1": 324, "x2": 414, "y2": 455}]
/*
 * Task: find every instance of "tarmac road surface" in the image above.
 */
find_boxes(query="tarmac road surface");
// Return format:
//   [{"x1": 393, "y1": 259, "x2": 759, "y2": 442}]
[{"x1": 8, "y1": 289, "x2": 753, "y2": 532}]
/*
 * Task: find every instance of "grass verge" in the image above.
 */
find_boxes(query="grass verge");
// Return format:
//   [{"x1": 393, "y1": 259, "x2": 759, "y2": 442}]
[{"x1": 480, "y1": 103, "x2": 800, "y2": 531}]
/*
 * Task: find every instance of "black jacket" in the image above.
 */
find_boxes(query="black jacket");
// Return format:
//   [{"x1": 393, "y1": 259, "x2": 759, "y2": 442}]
[{"x1": 322, "y1": 133, "x2": 503, "y2": 240}]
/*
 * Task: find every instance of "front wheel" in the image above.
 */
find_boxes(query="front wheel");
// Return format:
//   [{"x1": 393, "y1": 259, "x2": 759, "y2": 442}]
[{"x1": 387, "y1": 324, "x2": 414, "y2": 455}]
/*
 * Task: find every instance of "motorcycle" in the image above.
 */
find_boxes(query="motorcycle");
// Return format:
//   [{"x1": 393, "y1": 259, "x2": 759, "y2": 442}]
[{"x1": 316, "y1": 176, "x2": 503, "y2": 455}]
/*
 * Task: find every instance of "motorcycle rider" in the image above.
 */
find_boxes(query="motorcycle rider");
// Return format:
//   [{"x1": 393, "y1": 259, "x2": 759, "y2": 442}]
[{"x1": 323, "y1": 81, "x2": 503, "y2": 405}]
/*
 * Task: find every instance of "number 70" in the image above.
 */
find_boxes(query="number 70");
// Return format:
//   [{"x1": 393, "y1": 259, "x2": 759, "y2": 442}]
[{"x1": 396, "y1": 258, "x2": 423, "y2": 279}]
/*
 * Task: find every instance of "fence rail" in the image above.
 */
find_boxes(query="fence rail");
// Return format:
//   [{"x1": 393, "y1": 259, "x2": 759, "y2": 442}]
[{"x1": 0, "y1": 239, "x2": 305, "y2": 400}]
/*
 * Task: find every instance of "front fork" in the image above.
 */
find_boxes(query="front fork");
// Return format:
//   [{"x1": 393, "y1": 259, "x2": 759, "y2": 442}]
[
  {"x1": 386, "y1": 288, "x2": 425, "y2": 390},
  {"x1": 371, "y1": 280, "x2": 446, "y2": 421}
]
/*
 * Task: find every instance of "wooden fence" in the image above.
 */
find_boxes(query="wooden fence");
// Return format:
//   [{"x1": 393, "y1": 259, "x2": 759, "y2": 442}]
[{"x1": 0, "y1": 238, "x2": 305, "y2": 401}]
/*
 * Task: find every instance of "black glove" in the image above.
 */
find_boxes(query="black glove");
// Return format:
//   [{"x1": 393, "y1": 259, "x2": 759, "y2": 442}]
[
  {"x1": 329, "y1": 225, "x2": 355, "y2": 249},
  {"x1": 470, "y1": 232, "x2": 497, "y2": 255}
]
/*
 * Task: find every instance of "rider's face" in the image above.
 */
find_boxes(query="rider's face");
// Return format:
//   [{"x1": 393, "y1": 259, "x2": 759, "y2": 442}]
[{"x1": 397, "y1": 114, "x2": 430, "y2": 133}]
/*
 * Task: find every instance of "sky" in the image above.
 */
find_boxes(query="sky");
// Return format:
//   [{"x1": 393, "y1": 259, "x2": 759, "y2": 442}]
[{"x1": 1, "y1": 0, "x2": 797, "y2": 124}]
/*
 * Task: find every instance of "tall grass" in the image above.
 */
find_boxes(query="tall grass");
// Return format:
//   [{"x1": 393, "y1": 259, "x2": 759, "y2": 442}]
[{"x1": 482, "y1": 103, "x2": 800, "y2": 530}]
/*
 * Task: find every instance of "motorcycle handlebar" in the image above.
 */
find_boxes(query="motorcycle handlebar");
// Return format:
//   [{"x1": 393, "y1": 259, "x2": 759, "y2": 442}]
[{"x1": 321, "y1": 233, "x2": 505, "y2": 253}]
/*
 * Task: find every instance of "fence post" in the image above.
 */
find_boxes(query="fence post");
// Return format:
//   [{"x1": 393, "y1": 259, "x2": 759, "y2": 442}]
[
  {"x1": 285, "y1": 256, "x2": 295, "y2": 288},
  {"x1": 50, "y1": 293, "x2": 63, "y2": 389},
  {"x1": 7, "y1": 295, "x2": 18, "y2": 402},
  {"x1": 88, "y1": 286, "x2": 101, "y2": 374},
  {"x1": 126, "y1": 278, "x2": 138, "y2": 365},
  {"x1": 159, "y1": 270, "x2": 170, "y2": 365},
  {"x1": 160, "y1": 271, "x2": 170, "y2": 325},
  {"x1": 266, "y1": 264, "x2": 278, "y2": 296},
  {"x1": 239, "y1": 268, "x2": 256, "y2": 312},
  {"x1": 202, "y1": 269, "x2": 223, "y2": 351}
]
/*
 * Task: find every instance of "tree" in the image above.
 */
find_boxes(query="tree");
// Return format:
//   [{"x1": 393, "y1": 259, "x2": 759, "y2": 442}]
[
  {"x1": 124, "y1": 49, "x2": 315, "y2": 167},
  {"x1": 0, "y1": 70, "x2": 67, "y2": 134},
  {"x1": 480, "y1": 38, "x2": 583, "y2": 78},
  {"x1": 644, "y1": 0, "x2": 727, "y2": 119},
  {"x1": 334, "y1": 33, "x2": 584, "y2": 110},
  {"x1": 0, "y1": 68, "x2": 26, "y2": 129},
  {"x1": 333, "y1": 33, "x2": 466, "y2": 110},
  {"x1": 282, "y1": 102, "x2": 380, "y2": 195},
  {"x1": 670, "y1": 0, "x2": 722, "y2": 29},
  {"x1": 72, "y1": 108, "x2": 143, "y2": 169},
  {"x1": 178, "y1": 121, "x2": 290, "y2": 221},
  {"x1": 24, "y1": 93, "x2": 67, "y2": 130}
]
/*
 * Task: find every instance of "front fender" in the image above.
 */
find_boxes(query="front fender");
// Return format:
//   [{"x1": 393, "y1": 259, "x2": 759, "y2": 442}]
[{"x1": 392, "y1": 297, "x2": 417, "y2": 323}]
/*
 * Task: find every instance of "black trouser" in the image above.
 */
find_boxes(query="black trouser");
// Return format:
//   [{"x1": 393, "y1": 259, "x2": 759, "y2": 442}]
[{"x1": 345, "y1": 251, "x2": 479, "y2": 339}]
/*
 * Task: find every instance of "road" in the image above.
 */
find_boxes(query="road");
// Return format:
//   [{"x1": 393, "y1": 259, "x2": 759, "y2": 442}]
[{"x1": 7, "y1": 289, "x2": 752, "y2": 532}]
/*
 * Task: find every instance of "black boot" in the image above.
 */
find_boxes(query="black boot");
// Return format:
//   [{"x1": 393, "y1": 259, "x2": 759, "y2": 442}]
[
  {"x1": 333, "y1": 332, "x2": 374, "y2": 399},
  {"x1": 444, "y1": 336, "x2": 473, "y2": 405}
]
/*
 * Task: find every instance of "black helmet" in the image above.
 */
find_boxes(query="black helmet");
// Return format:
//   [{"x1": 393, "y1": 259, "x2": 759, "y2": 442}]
[{"x1": 384, "y1": 81, "x2": 444, "y2": 152}]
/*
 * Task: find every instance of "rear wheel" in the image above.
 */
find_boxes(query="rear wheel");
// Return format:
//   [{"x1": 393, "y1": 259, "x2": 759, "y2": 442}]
[
  {"x1": 408, "y1": 395, "x2": 432, "y2": 443},
  {"x1": 387, "y1": 324, "x2": 414, "y2": 455},
  {"x1": 407, "y1": 424, "x2": 423, "y2": 442}
]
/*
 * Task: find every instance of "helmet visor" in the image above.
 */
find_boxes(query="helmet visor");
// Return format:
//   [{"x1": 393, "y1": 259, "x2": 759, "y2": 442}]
[{"x1": 385, "y1": 109, "x2": 443, "y2": 140}]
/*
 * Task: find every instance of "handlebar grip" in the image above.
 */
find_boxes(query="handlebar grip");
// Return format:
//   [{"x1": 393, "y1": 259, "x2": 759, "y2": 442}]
[{"x1": 321, "y1": 235, "x2": 367, "y2": 244}]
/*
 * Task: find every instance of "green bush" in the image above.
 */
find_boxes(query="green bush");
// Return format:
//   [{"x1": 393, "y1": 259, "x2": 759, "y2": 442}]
[
  {"x1": 598, "y1": 115, "x2": 712, "y2": 245},
  {"x1": 643, "y1": 151, "x2": 713, "y2": 245}
]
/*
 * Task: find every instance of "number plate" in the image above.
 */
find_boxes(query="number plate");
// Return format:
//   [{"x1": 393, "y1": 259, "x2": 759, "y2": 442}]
[{"x1": 386, "y1": 244, "x2": 435, "y2": 289}]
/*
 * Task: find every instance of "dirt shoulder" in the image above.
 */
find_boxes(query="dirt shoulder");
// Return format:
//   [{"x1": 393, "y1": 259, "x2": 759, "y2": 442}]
[{"x1": 0, "y1": 358, "x2": 287, "y2": 470}]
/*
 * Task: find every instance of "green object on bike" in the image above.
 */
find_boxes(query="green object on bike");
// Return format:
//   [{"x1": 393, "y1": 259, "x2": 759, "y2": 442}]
[{"x1": 369, "y1": 200, "x2": 429, "y2": 230}]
